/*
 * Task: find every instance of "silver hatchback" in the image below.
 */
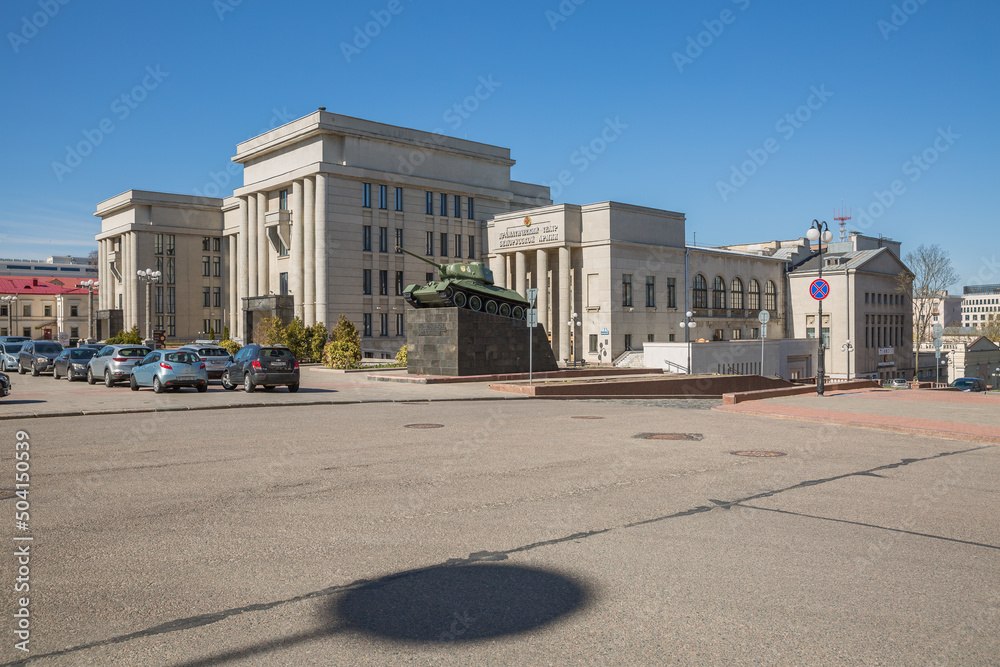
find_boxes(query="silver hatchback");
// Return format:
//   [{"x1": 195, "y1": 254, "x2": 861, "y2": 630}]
[
  {"x1": 177, "y1": 344, "x2": 232, "y2": 380},
  {"x1": 87, "y1": 344, "x2": 152, "y2": 387}
]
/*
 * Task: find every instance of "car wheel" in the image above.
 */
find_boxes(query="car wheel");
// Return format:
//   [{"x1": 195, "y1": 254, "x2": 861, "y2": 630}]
[
  {"x1": 53, "y1": 366, "x2": 60, "y2": 379},
  {"x1": 87, "y1": 367, "x2": 96, "y2": 384},
  {"x1": 244, "y1": 374, "x2": 255, "y2": 393},
  {"x1": 221, "y1": 371, "x2": 235, "y2": 391},
  {"x1": 105, "y1": 370, "x2": 114, "y2": 388},
  {"x1": 66, "y1": 368, "x2": 74, "y2": 382},
  {"x1": 288, "y1": 383, "x2": 300, "y2": 393},
  {"x1": 17, "y1": 361, "x2": 25, "y2": 375},
  {"x1": 153, "y1": 376, "x2": 164, "y2": 394},
  {"x1": 197, "y1": 382, "x2": 208, "y2": 393},
  {"x1": 31, "y1": 363, "x2": 39, "y2": 377},
  {"x1": 130, "y1": 375, "x2": 139, "y2": 391}
]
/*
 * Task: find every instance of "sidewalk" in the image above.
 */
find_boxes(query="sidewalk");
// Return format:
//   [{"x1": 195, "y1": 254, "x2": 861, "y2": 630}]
[{"x1": 714, "y1": 387, "x2": 1000, "y2": 443}]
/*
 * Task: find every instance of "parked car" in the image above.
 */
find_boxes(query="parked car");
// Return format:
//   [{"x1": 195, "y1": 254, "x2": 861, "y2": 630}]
[
  {"x1": 53, "y1": 347, "x2": 99, "y2": 381},
  {"x1": 0, "y1": 342, "x2": 25, "y2": 371},
  {"x1": 177, "y1": 344, "x2": 232, "y2": 380},
  {"x1": 949, "y1": 377, "x2": 987, "y2": 392},
  {"x1": 77, "y1": 343, "x2": 106, "y2": 351},
  {"x1": 17, "y1": 340, "x2": 64, "y2": 376},
  {"x1": 129, "y1": 350, "x2": 209, "y2": 393},
  {"x1": 0, "y1": 371, "x2": 10, "y2": 397},
  {"x1": 221, "y1": 344, "x2": 300, "y2": 392},
  {"x1": 0, "y1": 336, "x2": 31, "y2": 345},
  {"x1": 883, "y1": 378, "x2": 909, "y2": 389},
  {"x1": 87, "y1": 345, "x2": 152, "y2": 387}
]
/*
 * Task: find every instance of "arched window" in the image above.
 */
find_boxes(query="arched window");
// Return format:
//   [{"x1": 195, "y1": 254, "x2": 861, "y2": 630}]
[
  {"x1": 748, "y1": 279, "x2": 761, "y2": 311},
  {"x1": 712, "y1": 276, "x2": 726, "y2": 310},
  {"x1": 730, "y1": 277, "x2": 744, "y2": 310},
  {"x1": 693, "y1": 274, "x2": 708, "y2": 309},
  {"x1": 764, "y1": 280, "x2": 778, "y2": 311}
]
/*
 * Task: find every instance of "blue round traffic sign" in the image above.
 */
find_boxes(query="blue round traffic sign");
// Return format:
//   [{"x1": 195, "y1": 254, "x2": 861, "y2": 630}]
[{"x1": 810, "y1": 279, "x2": 829, "y2": 300}]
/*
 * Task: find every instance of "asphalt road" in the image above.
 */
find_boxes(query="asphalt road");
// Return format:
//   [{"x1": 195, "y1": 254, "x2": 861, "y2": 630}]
[{"x1": 1, "y1": 390, "x2": 998, "y2": 665}]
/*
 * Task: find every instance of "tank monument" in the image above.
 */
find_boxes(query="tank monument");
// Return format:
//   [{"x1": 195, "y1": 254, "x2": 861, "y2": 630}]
[{"x1": 397, "y1": 247, "x2": 559, "y2": 376}]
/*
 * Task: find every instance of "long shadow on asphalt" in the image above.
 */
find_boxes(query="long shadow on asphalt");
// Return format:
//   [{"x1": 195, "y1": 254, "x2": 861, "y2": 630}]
[{"x1": 168, "y1": 563, "x2": 591, "y2": 666}]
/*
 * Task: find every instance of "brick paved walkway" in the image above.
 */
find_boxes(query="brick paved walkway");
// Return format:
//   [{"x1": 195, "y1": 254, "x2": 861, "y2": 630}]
[{"x1": 714, "y1": 387, "x2": 1000, "y2": 443}]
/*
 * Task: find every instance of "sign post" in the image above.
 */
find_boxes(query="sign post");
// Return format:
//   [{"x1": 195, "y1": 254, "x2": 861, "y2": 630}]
[
  {"x1": 526, "y1": 288, "x2": 538, "y2": 385},
  {"x1": 809, "y1": 278, "x2": 830, "y2": 395},
  {"x1": 758, "y1": 310, "x2": 769, "y2": 376}
]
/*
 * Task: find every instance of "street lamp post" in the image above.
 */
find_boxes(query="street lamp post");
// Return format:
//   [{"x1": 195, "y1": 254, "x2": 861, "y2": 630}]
[
  {"x1": 681, "y1": 310, "x2": 697, "y2": 374},
  {"x1": 807, "y1": 220, "x2": 834, "y2": 395},
  {"x1": 79, "y1": 279, "x2": 99, "y2": 341},
  {"x1": 566, "y1": 312, "x2": 581, "y2": 364},
  {"x1": 1, "y1": 295, "x2": 17, "y2": 337},
  {"x1": 841, "y1": 339, "x2": 854, "y2": 381},
  {"x1": 137, "y1": 269, "x2": 161, "y2": 344}
]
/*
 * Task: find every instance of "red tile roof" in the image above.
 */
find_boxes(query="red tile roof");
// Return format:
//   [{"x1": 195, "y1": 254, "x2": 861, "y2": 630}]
[{"x1": 0, "y1": 276, "x2": 96, "y2": 296}]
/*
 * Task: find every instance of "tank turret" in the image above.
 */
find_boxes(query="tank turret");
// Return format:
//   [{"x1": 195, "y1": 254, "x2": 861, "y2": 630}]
[{"x1": 396, "y1": 246, "x2": 528, "y2": 319}]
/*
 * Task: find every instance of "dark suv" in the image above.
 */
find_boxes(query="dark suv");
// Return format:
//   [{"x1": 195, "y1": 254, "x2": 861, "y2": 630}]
[
  {"x1": 221, "y1": 344, "x2": 300, "y2": 392},
  {"x1": 17, "y1": 340, "x2": 64, "y2": 376}
]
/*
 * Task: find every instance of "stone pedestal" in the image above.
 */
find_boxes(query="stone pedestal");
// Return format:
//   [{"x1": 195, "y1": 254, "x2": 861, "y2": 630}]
[{"x1": 407, "y1": 307, "x2": 559, "y2": 376}]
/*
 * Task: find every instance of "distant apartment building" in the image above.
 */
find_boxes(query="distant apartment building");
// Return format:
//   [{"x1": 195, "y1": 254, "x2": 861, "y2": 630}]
[
  {"x1": 0, "y1": 275, "x2": 96, "y2": 341},
  {"x1": 0, "y1": 255, "x2": 97, "y2": 277}
]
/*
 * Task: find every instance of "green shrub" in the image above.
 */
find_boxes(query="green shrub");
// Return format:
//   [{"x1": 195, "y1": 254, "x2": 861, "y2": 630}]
[
  {"x1": 218, "y1": 339, "x2": 241, "y2": 356},
  {"x1": 395, "y1": 344, "x2": 407, "y2": 366},
  {"x1": 323, "y1": 315, "x2": 361, "y2": 369},
  {"x1": 308, "y1": 322, "x2": 329, "y2": 362}
]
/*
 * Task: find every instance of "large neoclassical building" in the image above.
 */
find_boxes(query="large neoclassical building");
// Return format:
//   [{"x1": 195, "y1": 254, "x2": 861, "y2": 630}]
[{"x1": 94, "y1": 109, "x2": 909, "y2": 373}]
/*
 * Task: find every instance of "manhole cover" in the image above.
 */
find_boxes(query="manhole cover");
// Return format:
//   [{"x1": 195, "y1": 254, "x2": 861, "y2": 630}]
[
  {"x1": 634, "y1": 433, "x2": 704, "y2": 441},
  {"x1": 571, "y1": 416, "x2": 605, "y2": 420},
  {"x1": 404, "y1": 423, "x2": 444, "y2": 429},
  {"x1": 731, "y1": 450, "x2": 786, "y2": 457}
]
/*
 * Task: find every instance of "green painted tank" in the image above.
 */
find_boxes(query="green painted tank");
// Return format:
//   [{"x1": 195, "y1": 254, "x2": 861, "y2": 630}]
[{"x1": 396, "y1": 247, "x2": 529, "y2": 319}]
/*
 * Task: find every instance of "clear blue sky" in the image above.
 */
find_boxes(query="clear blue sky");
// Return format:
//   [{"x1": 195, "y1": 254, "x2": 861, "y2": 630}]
[{"x1": 1, "y1": 0, "x2": 996, "y2": 290}]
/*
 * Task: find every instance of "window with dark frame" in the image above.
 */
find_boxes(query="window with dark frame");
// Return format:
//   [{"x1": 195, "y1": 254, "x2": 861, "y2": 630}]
[
  {"x1": 453, "y1": 195, "x2": 461, "y2": 218},
  {"x1": 363, "y1": 313, "x2": 372, "y2": 337},
  {"x1": 395, "y1": 187, "x2": 404, "y2": 211},
  {"x1": 395, "y1": 313, "x2": 404, "y2": 336},
  {"x1": 425, "y1": 191, "x2": 433, "y2": 215},
  {"x1": 203, "y1": 288, "x2": 210, "y2": 307},
  {"x1": 439, "y1": 193, "x2": 447, "y2": 217},
  {"x1": 378, "y1": 184, "x2": 387, "y2": 210},
  {"x1": 202, "y1": 257, "x2": 210, "y2": 277},
  {"x1": 667, "y1": 277, "x2": 676, "y2": 308},
  {"x1": 380, "y1": 313, "x2": 389, "y2": 337},
  {"x1": 440, "y1": 233, "x2": 448, "y2": 257},
  {"x1": 645, "y1": 276, "x2": 655, "y2": 307},
  {"x1": 362, "y1": 225, "x2": 372, "y2": 252},
  {"x1": 279, "y1": 189, "x2": 288, "y2": 210},
  {"x1": 712, "y1": 276, "x2": 726, "y2": 310},
  {"x1": 395, "y1": 228, "x2": 403, "y2": 251},
  {"x1": 622, "y1": 274, "x2": 633, "y2": 307},
  {"x1": 379, "y1": 270, "x2": 388, "y2": 296},
  {"x1": 425, "y1": 231, "x2": 433, "y2": 256},
  {"x1": 467, "y1": 235, "x2": 475, "y2": 259},
  {"x1": 454, "y1": 234, "x2": 462, "y2": 257},
  {"x1": 748, "y1": 279, "x2": 761, "y2": 311},
  {"x1": 467, "y1": 197, "x2": 474, "y2": 219},
  {"x1": 693, "y1": 274, "x2": 708, "y2": 309},
  {"x1": 379, "y1": 227, "x2": 388, "y2": 253},
  {"x1": 362, "y1": 183, "x2": 372, "y2": 208},
  {"x1": 395, "y1": 271, "x2": 404, "y2": 295},
  {"x1": 362, "y1": 269, "x2": 372, "y2": 295}
]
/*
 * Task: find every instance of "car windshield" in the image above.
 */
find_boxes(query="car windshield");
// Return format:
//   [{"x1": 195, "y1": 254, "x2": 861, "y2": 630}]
[
  {"x1": 70, "y1": 349, "x2": 97, "y2": 359},
  {"x1": 195, "y1": 348, "x2": 229, "y2": 357},
  {"x1": 260, "y1": 348, "x2": 294, "y2": 359},
  {"x1": 953, "y1": 380, "x2": 973, "y2": 387},
  {"x1": 4, "y1": 344, "x2": 23, "y2": 354},
  {"x1": 119, "y1": 348, "x2": 150, "y2": 357},
  {"x1": 165, "y1": 352, "x2": 200, "y2": 365},
  {"x1": 36, "y1": 343, "x2": 62, "y2": 354}
]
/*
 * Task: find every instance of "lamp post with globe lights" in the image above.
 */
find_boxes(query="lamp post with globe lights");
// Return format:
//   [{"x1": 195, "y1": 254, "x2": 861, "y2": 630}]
[
  {"x1": 681, "y1": 310, "x2": 697, "y2": 373},
  {"x1": 137, "y1": 269, "x2": 161, "y2": 344},
  {"x1": 806, "y1": 220, "x2": 834, "y2": 395},
  {"x1": 840, "y1": 339, "x2": 854, "y2": 381},
  {"x1": 78, "y1": 279, "x2": 99, "y2": 341}
]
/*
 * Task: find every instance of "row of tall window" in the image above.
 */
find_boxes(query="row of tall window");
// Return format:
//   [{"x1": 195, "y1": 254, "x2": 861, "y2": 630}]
[
  {"x1": 621, "y1": 275, "x2": 677, "y2": 309},
  {"x1": 361, "y1": 184, "x2": 405, "y2": 212},
  {"x1": 154, "y1": 315, "x2": 176, "y2": 337},
  {"x1": 865, "y1": 292, "x2": 902, "y2": 306},
  {"x1": 691, "y1": 275, "x2": 778, "y2": 312},
  {"x1": 154, "y1": 234, "x2": 176, "y2": 285},
  {"x1": 362, "y1": 270, "x2": 407, "y2": 296},
  {"x1": 425, "y1": 191, "x2": 474, "y2": 219},
  {"x1": 425, "y1": 232, "x2": 475, "y2": 259},
  {"x1": 361, "y1": 312, "x2": 404, "y2": 338}
]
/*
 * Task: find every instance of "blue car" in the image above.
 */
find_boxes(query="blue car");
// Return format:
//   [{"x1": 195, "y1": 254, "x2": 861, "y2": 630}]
[{"x1": 129, "y1": 350, "x2": 209, "y2": 393}]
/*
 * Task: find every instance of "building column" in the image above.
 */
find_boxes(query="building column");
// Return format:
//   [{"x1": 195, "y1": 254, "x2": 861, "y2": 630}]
[
  {"x1": 515, "y1": 251, "x2": 527, "y2": 298},
  {"x1": 130, "y1": 233, "x2": 141, "y2": 330},
  {"x1": 490, "y1": 254, "x2": 506, "y2": 288},
  {"x1": 314, "y1": 173, "x2": 328, "y2": 327},
  {"x1": 97, "y1": 239, "x2": 106, "y2": 311},
  {"x1": 303, "y1": 176, "x2": 316, "y2": 326},
  {"x1": 247, "y1": 195, "x2": 258, "y2": 298},
  {"x1": 256, "y1": 192, "x2": 268, "y2": 296},
  {"x1": 558, "y1": 246, "x2": 571, "y2": 363},
  {"x1": 291, "y1": 180, "x2": 305, "y2": 321},
  {"x1": 536, "y1": 248, "x2": 549, "y2": 335},
  {"x1": 238, "y1": 197, "x2": 249, "y2": 340},
  {"x1": 228, "y1": 235, "x2": 238, "y2": 338}
]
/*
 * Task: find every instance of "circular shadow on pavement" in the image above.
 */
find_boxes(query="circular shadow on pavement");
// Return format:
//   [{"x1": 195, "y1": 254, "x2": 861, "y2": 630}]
[{"x1": 330, "y1": 563, "x2": 591, "y2": 643}]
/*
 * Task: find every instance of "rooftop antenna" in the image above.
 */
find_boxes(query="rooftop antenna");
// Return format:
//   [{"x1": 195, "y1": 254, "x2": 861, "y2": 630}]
[{"x1": 834, "y1": 202, "x2": 851, "y2": 242}]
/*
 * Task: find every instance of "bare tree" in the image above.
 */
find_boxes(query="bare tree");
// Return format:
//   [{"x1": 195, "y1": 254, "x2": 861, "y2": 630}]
[
  {"x1": 896, "y1": 244, "x2": 959, "y2": 381},
  {"x1": 87, "y1": 249, "x2": 98, "y2": 266}
]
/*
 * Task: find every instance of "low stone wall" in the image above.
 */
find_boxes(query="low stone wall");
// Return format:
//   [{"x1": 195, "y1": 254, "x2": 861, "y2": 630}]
[
  {"x1": 721, "y1": 379, "x2": 880, "y2": 404},
  {"x1": 491, "y1": 374, "x2": 793, "y2": 397}
]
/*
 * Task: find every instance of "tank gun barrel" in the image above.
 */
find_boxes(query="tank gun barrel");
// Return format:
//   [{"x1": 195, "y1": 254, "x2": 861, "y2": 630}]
[{"x1": 395, "y1": 246, "x2": 444, "y2": 270}]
